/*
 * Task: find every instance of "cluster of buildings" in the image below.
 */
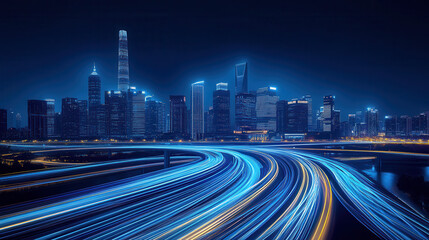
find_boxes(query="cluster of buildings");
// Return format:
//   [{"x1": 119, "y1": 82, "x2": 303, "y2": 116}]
[
  {"x1": 341, "y1": 109, "x2": 429, "y2": 138},
  {"x1": 1, "y1": 30, "x2": 429, "y2": 142}
]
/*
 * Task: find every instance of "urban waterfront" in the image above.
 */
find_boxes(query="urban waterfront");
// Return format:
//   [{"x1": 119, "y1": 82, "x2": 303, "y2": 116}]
[{"x1": 0, "y1": 142, "x2": 428, "y2": 239}]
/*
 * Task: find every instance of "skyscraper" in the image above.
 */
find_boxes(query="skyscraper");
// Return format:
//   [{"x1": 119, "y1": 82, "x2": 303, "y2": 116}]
[
  {"x1": 302, "y1": 95, "x2": 313, "y2": 131},
  {"x1": 235, "y1": 92, "x2": 257, "y2": 131},
  {"x1": 105, "y1": 91, "x2": 128, "y2": 139},
  {"x1": 78, "y1": 100, "x2": 88, "y2": 138},
  {"x1": 365, "y1": 107, "x2": 379, "y2": 137},
  {"x1": 170, "y1": 95, "x2": 187, "y2": 136},
  {"x1": 235, "y1": 62, "x2": 248, "y2": 94},
  {"x1": 205, "y1": 107, "x2": 215, "y2": 135},
  {"x1": 165, "y1": 113, "x2": 171, "y2": 133},
  {"x1": 322, "y1": 95, "x2": 335, "y2": 133},
  {"x1": 118, "y1": 30, "x2": 129, "y2": 91},
  {"x1": 333, "y1": 109, "x2": 341, "y2": 138},
  {"x1": 316, "y1": 106, "x2": 324, "y2": 132},
  {"x1": 256, "y1": 87, "x2": 279, "y2": 131},
  {"x1": 398, "y1": 115, "x2": 412, "y2": 136},
  {"x1": 348, "y1": 113, "x2": 357, "y2": 136},
  {"x1": 145, "y1": 97, "x2": 165, "y2": 137},
  {"x1": 54, "y1": 112, "x2": 62, "y2": 138},
  {"x1": 191, "y1": 81, "x2": 204, "y2": 140},
  {"x1": 130, "y1": 88, "x2": 145, "y2": 138},
  {"x1": 46, "y1": 99, "x2": 55, "y2": 138},
  {"x1": 61, "y1": 98, "x2": 80, "y2": 139},
  {"x1": 0, "y1": 109, "x2": 6, "y2": 138},
  {"x1": 157, "y1": 101, "x2": 166, "y2": 134},
  {"x1": 287, "y1": 99, "x2": 309, "y2": 133},
  {"x1": 385, "y1": 115, "x2": 398, "y2": 136},
  {"x1": 321, "y1": 96, "x2": 341, "y2": 138},
  {"x1": 213, "y1": 82, "x2": 230, "y2": 135},
  {"x1": 88, "y1": 64, "x2": 101, "y2": 137},
  {"x1": 28, "y1": 100, "x2": 48, "y2": 140}
]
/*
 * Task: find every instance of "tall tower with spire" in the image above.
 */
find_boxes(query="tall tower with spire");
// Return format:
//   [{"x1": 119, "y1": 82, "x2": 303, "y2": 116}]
[
  {"x1": 88, "y1": 63, "x2": 101, "y2": 137},
  {"x1": 118, "y1": 30, "x2": 130, "y2": 91}
]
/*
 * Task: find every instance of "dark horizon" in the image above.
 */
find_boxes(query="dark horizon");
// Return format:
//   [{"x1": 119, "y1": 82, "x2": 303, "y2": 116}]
[{"x1": 1, "y1": 1, "x2": 429, "y2": 125}]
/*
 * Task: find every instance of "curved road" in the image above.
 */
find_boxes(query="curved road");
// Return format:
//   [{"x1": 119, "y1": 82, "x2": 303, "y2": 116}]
[{"x1": 0, "y1": 145, "x2": 428, "y2": 239}]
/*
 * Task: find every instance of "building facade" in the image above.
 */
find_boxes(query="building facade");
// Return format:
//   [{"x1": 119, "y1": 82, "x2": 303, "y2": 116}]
[
  {"x1": 46, "y1": 99, "x2": 55, "y2": 138},
  {"x1": 235, "y1": 62, "x2": 248, "y2": 94},
  {"x1": 235, "y1": 92, "x2": 256, "y2": 131},
  {"x1": 191, "y1": 81, "x2": 204, "y2": 140},
  {"x1": 302, "y1": 95, "x2": 313, "y2": 131},
  {"x1": 276, "y1": 100, "x2": 288, "y2": 134},
  {"x1": 170, "y1": 95, "x2": 187, "y2": 136},
  {"x1": 365, "y1": 107, "x2": 379, "y2": 137},
  {"x1": 256, "y1": 87, "x2": 279, "y2": 131},
  {"x1": 28, "y1": 100, "x2": 48, "y2": 140},
  {"x1": 322, "y1": 95, "x2": 335, "y2": 132},
  {"x1": 61, "y1": 98, "x2": 80, "y2": 139},
  {"x1": 287, "y1": 100, "x2": 308, "y2": 133},
  {"x1": 130, "y1": 89, "x2": 145, "y2": 138},
  {"x1": 118, "y1": 30, "x2": 129, "y2": 91},
  {"x1": 78, "y1": 100, "x2": 88, "y2": 138},
  {"x1": 398, "y1": 115, "x2": 412, "y2": 136},
  {"x1": 385, "y1": 115, "x2": 398, "y2": 137},
  {"x1": 213, "y1": 83, "x2": 230, "y2": 135},
  {"x1": 105, "y1": 91, "x2": 129, "y2": 139},
  {"x1": 145, "y1": 97, "x2": 165, "y2": 137},
  {"x1": 88, "y1": 64, "x2": 101, "y2": 138},
  {"x1": 0, "y1": 109, "x2": 6, "y2": 138}
]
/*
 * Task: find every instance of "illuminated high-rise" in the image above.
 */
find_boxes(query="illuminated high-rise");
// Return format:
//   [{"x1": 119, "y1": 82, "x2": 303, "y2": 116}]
[
  {"x1": 276, "y1": 100, "x2": 288, "y2": 134},
  {"x1": 170, "y1": 95, "x2": 187, "y2": 136},
  {"x1": 28, "y1": 100, "x2": 48, "y2": 140},
  {"x1": 88, "y1": 64, "x2": 101, "y2": 137},
  {"x1": 287, "y1": 99, "x2": 309, "y2": 133},
  {"x1": 145, "y1": 96, "x2": 165, "y2": 137},
  {"x1": 256, "y1": 87, "x2": 279, "y2": 131},
  {"x1": 322, "y1": 95, "x2": 340, "y2": 138},
  {"x1": 235, "y1": 62, "x2": 248, "y2": 94},
  {"x1": 322, "y1": 95, "x2": 335, "y2": 132},
  {"x1": 46, "y1": 99, "x2": 55, "y2": 138},
  {"x1": 130, "y1": 88, "x2": 145, "y2": 138},
  {"x1": 365, "y1": 107, "x2": 379, "y2": 136},
  {"x1": 213, "y1": 83, "x2": 230, "y2": 134},
  {"x1": 191, "y1": 81, "x2": 204, "y2": 140},
  {"x1": 105, "y1": 91, "x2": 128, "y2": 139},
  {"x1": 61, "y1": 98, "x2": 79, "y2": 139},
  {"x1": 348, "y1": 113, "x2": 357, "y2": 136},
  {"x1": 385, "y1": 115, "x2": 398, "y2": 136},
  {"x1": 235, "y1": 92, "x2": 256, "y2": 131},
  {"x1": 302, "y1": 95, "x2": 313, "y2": 131},
  {"x1": 398, "y1": 115, "x2": 412, "y2": 136},
  {"x1": 118, "y1": 30, "x2": 129, "y2": 91}
]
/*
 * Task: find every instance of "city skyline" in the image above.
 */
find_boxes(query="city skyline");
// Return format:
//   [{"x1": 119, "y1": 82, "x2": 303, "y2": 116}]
[
  {"x1": 1, "y1": 28, "x2": 428, "y2": 142},
  {"x1": 2, "y1": 1, "x2": 429, "y2": 124},
  {"x1": 1, "y1": 2, "x2": 429, "y2": 239}
]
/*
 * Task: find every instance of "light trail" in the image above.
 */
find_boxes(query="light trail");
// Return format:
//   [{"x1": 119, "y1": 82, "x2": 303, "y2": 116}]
[{"x1": 0, "y1": 145, "x2": 427, "y2": 239}]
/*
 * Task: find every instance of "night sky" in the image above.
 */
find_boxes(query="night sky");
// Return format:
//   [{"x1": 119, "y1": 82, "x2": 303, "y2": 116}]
[{"x1": 1, "y1": 1, "x2": 429, "y2": 126}]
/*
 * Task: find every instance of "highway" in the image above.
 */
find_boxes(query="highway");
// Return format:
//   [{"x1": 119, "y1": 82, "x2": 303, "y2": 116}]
[{"x1": 0, "y1": 145, "x2": 428, "y2": 239}]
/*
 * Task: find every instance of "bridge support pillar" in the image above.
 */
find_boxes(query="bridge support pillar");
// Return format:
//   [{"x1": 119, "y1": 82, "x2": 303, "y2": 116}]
[{"x1": 374, "y1": 156, "x2": 382, "y2": 172}]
